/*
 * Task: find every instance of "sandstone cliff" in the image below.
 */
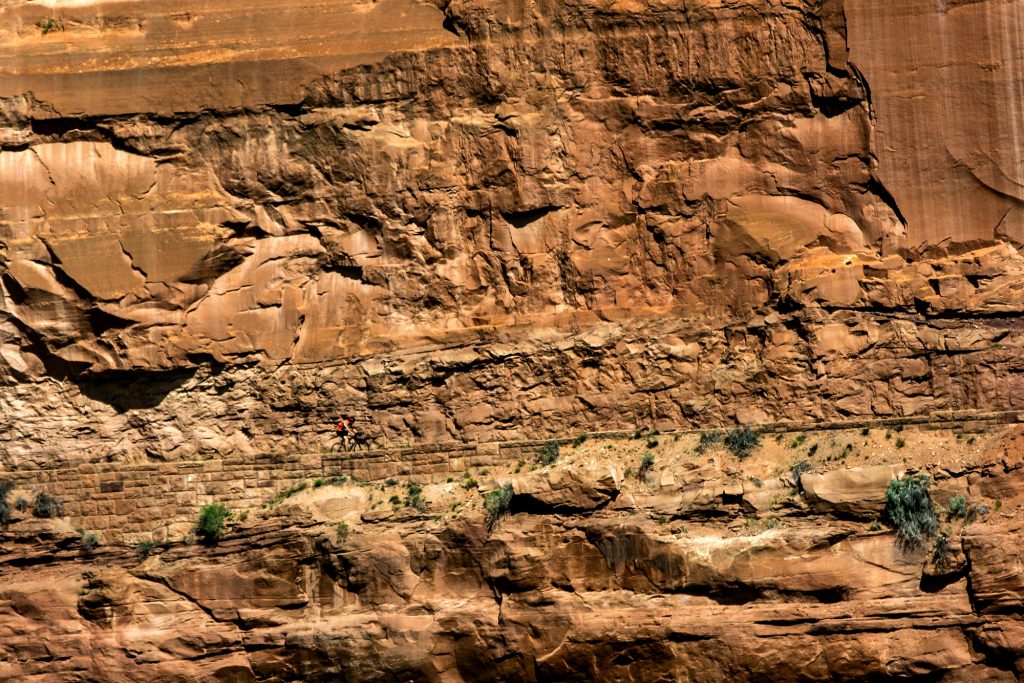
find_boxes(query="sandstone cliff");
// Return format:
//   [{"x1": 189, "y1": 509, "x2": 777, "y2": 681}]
[
  {"x1": 2, "y1": 426, "x2": 1023, "y2": 681},
  {"x1": 3, "y1": 0, "x2": 1024, "y2": 680},
  {"x1": 2, "y1": 0, "x2": 1024, "y2": 463}
]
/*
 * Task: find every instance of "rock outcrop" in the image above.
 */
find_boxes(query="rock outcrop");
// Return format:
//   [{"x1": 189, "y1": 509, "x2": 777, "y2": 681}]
[
  {"x1": 3, "y1": 0, "x2": 1024, "y2": 680},
  {"x1": 2, "y1": 0, "x2": 1024, "y2": 463},
  {"x1": 2, "y1": 429, "x2": 1022, "y2": 681}
]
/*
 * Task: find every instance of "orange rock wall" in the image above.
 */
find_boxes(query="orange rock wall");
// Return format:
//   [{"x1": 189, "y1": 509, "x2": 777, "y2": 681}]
[{"x1": 3, "y1": 0, "x2": 1024, "y2": 466}]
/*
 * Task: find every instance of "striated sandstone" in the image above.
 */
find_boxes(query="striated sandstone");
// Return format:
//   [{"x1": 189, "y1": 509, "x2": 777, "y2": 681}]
[
  {"x1": 2, "y1": 0, "x2": 1024, "y2": 680},
  {"x1": 1, "y1": 431, "x2": 1023, "y2": 681},
  {"x1": 1, "y1": 0, "x2": 1024, "y2": 462}
]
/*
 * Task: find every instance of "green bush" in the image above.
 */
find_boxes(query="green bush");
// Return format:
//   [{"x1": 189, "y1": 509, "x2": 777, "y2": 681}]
[
  {"x1": 136, "y1": 540, "x2": 157, "y2": 560},
  {"x1": 790, "y1": 460, "x2": 812, "y2": 480},
  {"x1": 637, "y1": 452, "x2": 655, "y2": 479},
  {"x1": 696, "y1": 430, "x2": 723, "y2": 454},
  {"x1": 14, "y1": 497, "x2": 27, "y2": 512},
  {"x1": 947, "y1": 495, "x2": 968, "y2": 520},
  {"x1": 932, "y1": 532, "x2": 951, "y2": 568},
  {"x1": 33, "y1": 491, "x2": 64, "y2": 518},
  {"x1": 895, "y1": 437, "x2": 906, "y2": 449},
  {"x1": 724, "y1": 427, "x2": 760, "y2": 459},
  {"x1": 884, "y1": 474, "x2": 937, "y2": 550},
  {"x1": 788, "y1": 434, "x2": 807, "y2": 449},
  {"x1": 572, "y1": 434, "x2": 588, "y2": 448},
  {"x1": 37, "y1": 18, "x2": 59, "y2": 35},
  {"x1": 80, "y1": 532, "x2": 99, "y2": 552},
  {"x1": 537, "y1": 441, "x2": 560, "y2": 466},
  {"x1": 196, "y1": 503, "x2": 231, "y2": 543},
  {"x1": 0, "y1": 480, "x2": 12, "y2": 527},
  {"x1": 267, "y1": 481, "x2": 308, "y2": 507},
  {"x1": 484, "y1": 484, "x2": 513, "y2": 532},
  {"x1": 335, "y1": 521, "x2": 349, "y2": 541}
]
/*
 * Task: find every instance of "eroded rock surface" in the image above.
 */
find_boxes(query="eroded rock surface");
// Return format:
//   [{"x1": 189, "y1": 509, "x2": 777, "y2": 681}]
[
  {"x1": 1, "y1": 0, "x2": 1024, "y2": 463},
  {"x1": 2, "y1": 435, "x2": 1022, "y2": 681},
  {"x1": 3, "y1": 1, "x2": 1024, "y2": 680}
]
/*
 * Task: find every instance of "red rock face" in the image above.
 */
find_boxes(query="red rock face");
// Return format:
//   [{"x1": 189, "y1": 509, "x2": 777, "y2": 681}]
[
  {"x1": 6, "y1": 0, "x2": 1024, "y2": 462},
  {"x1": 0, "y1": 435, "x2": 1022, "y2": 682},
  {"x1": 1, "y1": 3, "x2": 1024, "y2": 675}
]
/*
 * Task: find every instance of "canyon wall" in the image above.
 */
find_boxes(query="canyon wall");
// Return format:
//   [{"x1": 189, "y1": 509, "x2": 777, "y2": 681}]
[
  {"x1": 2, "y1": 0, "x2": 1024, "y2": 465},
  {"x1": 2, "y1": 426, "x2": 1024, "y2": 681},
  {"x1": 3, "y1": 2, "x2": 1024, "y2": 680}
]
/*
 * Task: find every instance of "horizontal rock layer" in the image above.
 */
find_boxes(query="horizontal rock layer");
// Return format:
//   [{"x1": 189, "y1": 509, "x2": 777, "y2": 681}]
[{"x1": 2, "y1": 428, "x2": 1023, "y2": 681}]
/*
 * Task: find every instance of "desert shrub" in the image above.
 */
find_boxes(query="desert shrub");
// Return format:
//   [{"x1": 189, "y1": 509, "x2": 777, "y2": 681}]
[
  {"x1": 33, "y1": 491, "x2": 64, "y2": 518},
  {"x1": 645, "y1": 436, "x2": 659, "y2": 449},
  {"x1": 932, "y1": 533, "x2": 952, "y2": 568},
  {"x1": 196, "y1": 503, "x2": 231, "y2": 543},
  {"x1": 537, "y1": 441, "x2": 560, "y2": 466},
  {"x1": 410, "y1": 496, "x2": 426, "y2": 511},
  {"x1": 884, "y1": 474, "x2": 937, "y2": 550},
  {"x1": 136, "y1": 540, "x2": 157, "y2": 560},
  {"x1": 696, "y1": 430, "x2": 723, "y2": 454},
  {"x1": 80, "y1": 532, "x2": 99, "y2": 552},
  {"x1": 267, "y1": 481, "x2": 309, "y2": 507},
  {"x1": 947, "y1": 495, "x2": 968, "y2": 520},
  {"x1": 637, "y1": 452, "x2": 655, "y2": 479},
  {"x1": 790, "y1": 460, "x2": 812, "y2": 481},
  {"x1": 572, "y1": 434, "x2": 588, "y2": 448},
  {"x1": 37, "y1": 18, "x2": 59, "y2": 34},
  {"x1": 725, "y1": 427, "x2": 760, "y2": 459},
  {"x1": 786, "y1": 458, "x2": 811, "y2": 491},
  {"x1": 895, "y1": 437, "x2": 906, "y2": 449},
  {"x1": 335, "y1": 522, "x2": 349, "y2": 541},
  {"x1": 389, "y1": 495, "x2": 401, "y2": 505},
  {"x1": 967, "y1": 503, "x2": 990, "y2": 522},
  {"x1": 807, "y1": 443, "x2": 819, "y2": 457},
  {"x1": 484, "y1": 484, "x2": 514, "y2": 532},
  {"x1": 463, "y1": 477, "x2": 478, "y2": 490},
  {"x1": 14, "y1": 497, "x2": 27, "y2": 512},
  {"x1": 0, "y1": 480, "x2": 12, "y2": 527},
  {"x1": 788, "y1": 434, "x2": 807, "y2": 449}
]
